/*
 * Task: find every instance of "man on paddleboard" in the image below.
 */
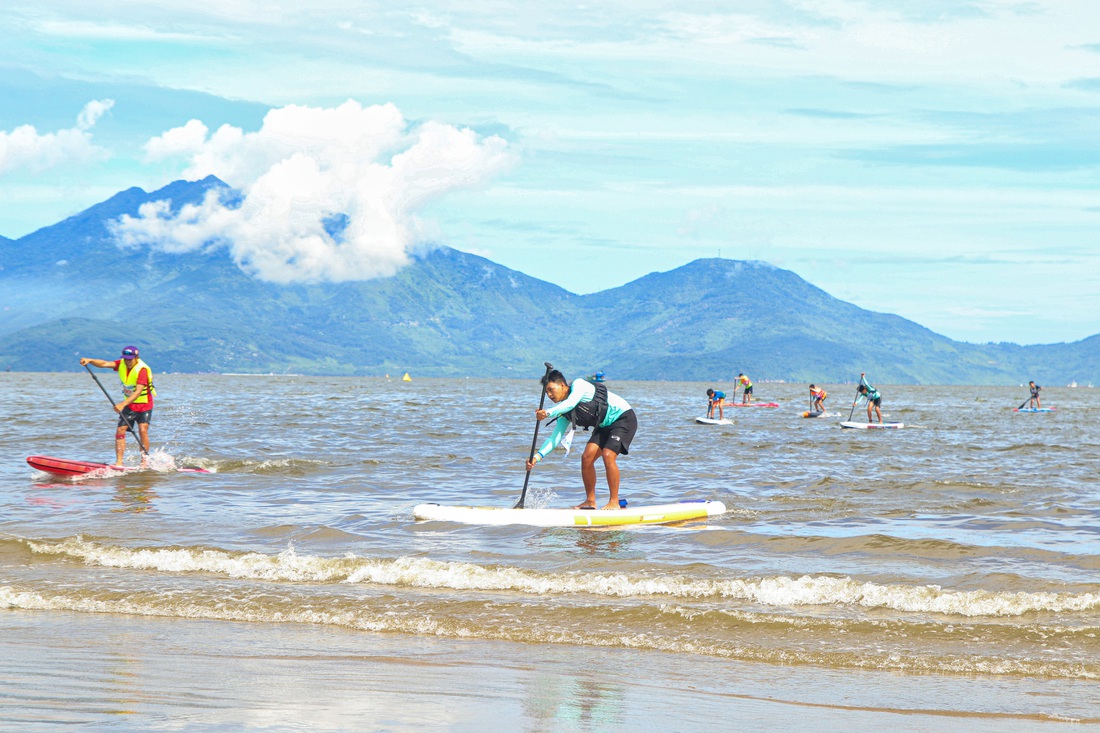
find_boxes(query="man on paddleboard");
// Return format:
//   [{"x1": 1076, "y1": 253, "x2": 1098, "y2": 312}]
[
  {"x1": 706, "y1": 388, "x2": 726, "y2": 419},
  {"x1": 737, "y1": 373, "x2": 753, "y2": 403},
  {"x1": 856, "y1": 372, "x2": 883, "y2": 424},
  {"x1": 525, "y1": 370, "x2": 637, "y2": 510},
  {"x1": 1028, "y1": 381, "x2": 1042, "y2": 409},
  {"x1": 79, "y1": 346, "x2": 155, "y2": 466},
  {"x1": 809, "y1": 384, "x2": 827, "y2": 413}
]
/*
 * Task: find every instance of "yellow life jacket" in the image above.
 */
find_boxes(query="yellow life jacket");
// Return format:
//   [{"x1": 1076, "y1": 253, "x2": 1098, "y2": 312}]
[{"x1": 119, "y1": 358, "x2": 156, "y2": 404}]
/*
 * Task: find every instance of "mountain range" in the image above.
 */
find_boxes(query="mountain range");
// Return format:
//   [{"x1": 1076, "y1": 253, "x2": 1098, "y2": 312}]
[{"x1": 1, "y1": 177, "x2": 1096, "y2": 384}]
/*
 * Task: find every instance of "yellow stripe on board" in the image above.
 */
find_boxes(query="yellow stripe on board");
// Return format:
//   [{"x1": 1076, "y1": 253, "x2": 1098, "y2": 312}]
[{"x1": 572, "y1": 508, "x2": 710, "y2": 526}]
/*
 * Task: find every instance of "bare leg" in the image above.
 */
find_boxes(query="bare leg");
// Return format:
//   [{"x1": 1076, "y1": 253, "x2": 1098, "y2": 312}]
[
  {"x1": 601, "y1": 448, "x2": 621, "y2": 510},
  {"x1": 577, "y1": 442, "x2": 600, "y2": 508},
  {"x1": 114, "y1": 431, "x2": 126, "y2": 466},
  {"x1": 717, "y1": 401, "x2": 723, "y2": 420}
]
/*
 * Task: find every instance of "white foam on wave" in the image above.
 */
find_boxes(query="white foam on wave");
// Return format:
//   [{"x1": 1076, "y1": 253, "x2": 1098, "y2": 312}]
[
  {"x1": 24, "y1": 537, "x2": 1100, "y2": 618},
  {"x1": 2, "y1": 583, "x2": 1096, "y2": 682}
]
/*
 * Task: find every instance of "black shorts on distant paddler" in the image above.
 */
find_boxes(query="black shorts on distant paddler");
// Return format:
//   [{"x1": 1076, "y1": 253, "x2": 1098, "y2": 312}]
[{"x1": 587, "y1": 409, "x2": 637, "y2": 455}]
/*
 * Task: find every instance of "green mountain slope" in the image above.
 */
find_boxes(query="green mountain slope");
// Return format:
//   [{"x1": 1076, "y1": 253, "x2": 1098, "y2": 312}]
[{"x1": 1, "y1": 179, "x2": 1096, "y2": 384}]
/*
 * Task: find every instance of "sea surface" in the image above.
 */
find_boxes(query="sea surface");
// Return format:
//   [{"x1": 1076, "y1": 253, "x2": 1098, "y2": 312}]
[{"x1": 1, "y1": 373, "x2": 1098, "y2": 731}]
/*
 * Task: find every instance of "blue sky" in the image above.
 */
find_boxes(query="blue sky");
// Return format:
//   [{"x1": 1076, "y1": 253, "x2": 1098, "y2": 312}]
[{"x1": 1, "y1": 1, "x2": 1099, "y2": 345}]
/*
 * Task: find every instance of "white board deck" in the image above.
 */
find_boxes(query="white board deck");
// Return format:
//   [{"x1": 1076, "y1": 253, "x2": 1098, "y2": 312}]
[
  {"x1": 413, "y1": 500, "x2": 727, "y2": 527},
  {"x1": 695, "y1": 417, "x2": 733, "y2": 425},
  {"x1": 840, "y1": 421, "x2": 904, "y2": 430},
  {"x1": 801, "y1": 411, "x2": 835, "y2": 418}
]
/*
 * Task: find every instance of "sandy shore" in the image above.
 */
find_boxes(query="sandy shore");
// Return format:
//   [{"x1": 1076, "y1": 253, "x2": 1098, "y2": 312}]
[{"x1": 2, "y1": 609, "x2": 1096, "y2": 731}]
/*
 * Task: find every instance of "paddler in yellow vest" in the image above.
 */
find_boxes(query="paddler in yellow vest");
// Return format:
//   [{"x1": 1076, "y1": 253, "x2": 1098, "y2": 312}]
[
  {"x1": 737, "y1": 373, "x2": 754, "y2": 404},
  {"x1": 79, "y1": 345, "x2": 155, "y2": 467}
]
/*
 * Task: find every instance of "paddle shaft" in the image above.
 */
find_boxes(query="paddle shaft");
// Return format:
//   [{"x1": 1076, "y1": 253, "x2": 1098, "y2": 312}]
[
  {"x1": 848, "y1": 380, "x2": 862, "y2": 421},
  {"x1": 84, "y1": 364, "x2": 147, "y2": 455},
  {"x1": 514, "y1": 362, "x2": 554, "y2": 509}
]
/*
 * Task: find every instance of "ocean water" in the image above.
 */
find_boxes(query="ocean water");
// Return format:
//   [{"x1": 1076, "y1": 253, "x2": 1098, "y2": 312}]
[{"x1": 1, "y1": 373, "x2": 1098, "y2": 730}]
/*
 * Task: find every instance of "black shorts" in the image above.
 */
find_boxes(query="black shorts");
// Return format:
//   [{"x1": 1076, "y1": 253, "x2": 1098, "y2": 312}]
[
  {"x1": 869, "y1": 397, "x2": 882, "y2": 407},
  {"x1": 588, "y1": 409, "x2": 637, "y2": 456},
  {"x1": 743, "y1": 385, "x2": 753, "y2": 395},
  {"x1": 118, "y1": 407, "x2": 152, "y2": 427}
]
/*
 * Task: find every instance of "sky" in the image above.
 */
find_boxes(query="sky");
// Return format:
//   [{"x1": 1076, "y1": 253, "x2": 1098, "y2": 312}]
[{"x1": 1, "y1": 1, "x2": 1099, "y2": 345}]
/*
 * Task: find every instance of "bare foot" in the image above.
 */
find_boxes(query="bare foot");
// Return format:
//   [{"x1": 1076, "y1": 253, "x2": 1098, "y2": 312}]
[
  {"x1": 600, "y1": 501, "x2": 621, "y2": 511},
  {"x1": 572, "y1": 503, "x2": 596, "y2": 510}
]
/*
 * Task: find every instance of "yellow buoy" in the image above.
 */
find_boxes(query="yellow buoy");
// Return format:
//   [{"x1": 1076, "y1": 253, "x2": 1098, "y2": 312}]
[{"x1": 402, "y1": 373, "x2": 412, "y2": 382}]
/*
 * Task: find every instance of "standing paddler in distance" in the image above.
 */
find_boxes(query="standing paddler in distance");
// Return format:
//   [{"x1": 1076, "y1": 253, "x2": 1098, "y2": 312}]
[
  {"x1": 855, "y1": 372, "x2": 883, "y2": 425},
  {"x1": 736, "y1": 373, "x2": 753, "y2": 404},
  {"x1": 525, "y1": 369, "x2": 638, "y2": 510},
  {"x1": 1027, "y1": 381, "x2": 1042, "y2": 409},
  {"x1": 706, "y1": 388, "x2": 726, "y2": 420},
  {"x1": 79, "y1": 346, "x2": 155, "y2": 467},
  {"x1": 809, "y1": 384, "x2": 827, "y2": 414}
]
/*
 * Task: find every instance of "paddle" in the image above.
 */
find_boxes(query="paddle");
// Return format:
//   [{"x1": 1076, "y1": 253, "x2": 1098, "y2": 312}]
[
  {"x1": 847, "y1": 379, "x2": 862, "y2": 422},
  {"x1": 1016, "y1": 398, "x2": 1031, "y2": 410},
  {"x1": 514, "y1": 361, "x2": 554, "y2": 509},
  {"x1": 84, "y1": 363, "x2": 147, "y2": 457}
]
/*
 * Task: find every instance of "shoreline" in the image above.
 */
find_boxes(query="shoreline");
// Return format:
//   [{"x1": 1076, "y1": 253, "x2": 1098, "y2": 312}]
[{"x1": 2, "y1": 609, "x2": 1096, "y2": 731}]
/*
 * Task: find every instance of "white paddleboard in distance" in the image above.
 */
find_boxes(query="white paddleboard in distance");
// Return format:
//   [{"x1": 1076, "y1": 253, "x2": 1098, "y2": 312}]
[
  {"x1": 840, "y1": 421, "x2": 904, "y2": 430},
  {"x1": 695, "y1": 417, "x2": 733, "y2": 425},
  {"x1": 413, "y1": 500, "x2": 727, "y2": 527}
]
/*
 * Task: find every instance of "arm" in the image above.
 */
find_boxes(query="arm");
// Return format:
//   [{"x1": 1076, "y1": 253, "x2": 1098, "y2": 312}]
[
  {"x1": 528, "y1": 416, "x2": 569, "y2": 468},
  {"x1": 80, "y1": 357, "x2": 115, "y2": 368}
]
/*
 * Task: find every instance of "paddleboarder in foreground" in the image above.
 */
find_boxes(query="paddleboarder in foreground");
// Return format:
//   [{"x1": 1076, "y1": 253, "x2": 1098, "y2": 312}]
[
  {"x1": 525, "y1": 369, "x2": 637, "y2": 510},
  {"x1": 706, "y1": 388, "x2": 726, "y2": 420},
  {"x1": 79, "y1": 346, "x2": 155, "y2": 467},
  {"x1": 856, "y1": 372, "x2": 883, "y2": 425}
]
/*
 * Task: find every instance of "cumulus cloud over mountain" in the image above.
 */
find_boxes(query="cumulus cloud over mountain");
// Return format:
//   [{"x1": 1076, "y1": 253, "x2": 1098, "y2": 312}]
[
  {"x1": 0, "y1": 99, "x2": 114, "y2": 175},
  {"x1": 111, "y1": 100, "x2": 514, "y2": 283}
]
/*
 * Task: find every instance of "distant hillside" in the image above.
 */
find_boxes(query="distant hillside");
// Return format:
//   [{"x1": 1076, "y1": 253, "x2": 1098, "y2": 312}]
[{"x1": 1, "y1": 178, "x2": 1096, "y2": 384}]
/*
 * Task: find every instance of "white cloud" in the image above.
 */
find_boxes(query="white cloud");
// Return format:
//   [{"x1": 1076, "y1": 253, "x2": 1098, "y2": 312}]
[
  {"x1": 113, "y1": 100, "x2": 514, "y2": 283},
  {"x1": 0, "y1": 99, "x2": 114, "y2": 175}
]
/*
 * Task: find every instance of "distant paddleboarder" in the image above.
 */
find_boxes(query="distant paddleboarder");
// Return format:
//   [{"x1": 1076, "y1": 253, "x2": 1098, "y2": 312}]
[
  {"x1": 706, "y1": 388, "x2": 726, "y2": 420},
  {"x1": 737, "y1": 373, "x2": 753, "y2": 404},
  {"x1": 856, "y1": 372, "x2": 883, "y2": 425},
  {"x1": 525, "y1": 370, "x2": 637, "y2": 511},
  {"x1": 809, "y1": 384, "x2": 827, "y2": 413},
  {"x1": 1027, "y1": 381, "x2": 1042, "y2": 409},
  {"x1": 79, "y1": 346, "x2": 155, "y2": 466}
]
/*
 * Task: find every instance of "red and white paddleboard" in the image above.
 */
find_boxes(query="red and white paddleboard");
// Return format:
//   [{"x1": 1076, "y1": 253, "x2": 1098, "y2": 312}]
[
  {"x1": 26, "y1": 455, "x2": 210, "y2": 477},
  {"x1": 729, "y1": 402, "x2": 779, "y2": 408}
]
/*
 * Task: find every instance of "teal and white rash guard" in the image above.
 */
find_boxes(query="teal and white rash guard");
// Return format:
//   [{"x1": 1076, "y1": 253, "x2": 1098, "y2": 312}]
[{"x1": 535, "y1": 380, "x2": 632, "y2": 460}]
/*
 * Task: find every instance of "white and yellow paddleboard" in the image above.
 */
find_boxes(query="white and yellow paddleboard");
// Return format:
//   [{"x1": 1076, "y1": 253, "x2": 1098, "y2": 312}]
[{"x1": 413, "y1": 500, "x2": 726, "y2": 527}]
